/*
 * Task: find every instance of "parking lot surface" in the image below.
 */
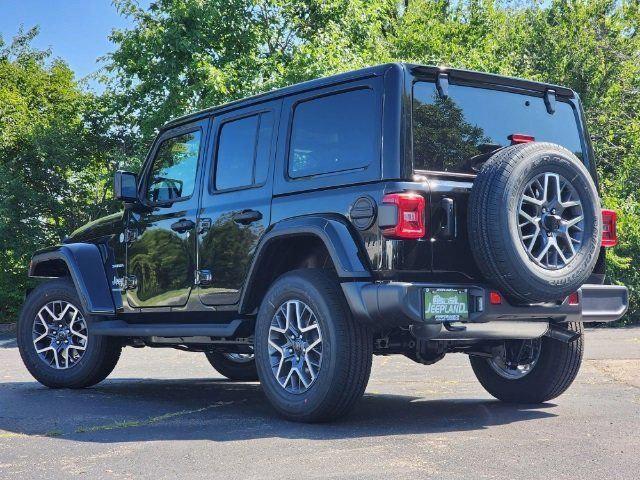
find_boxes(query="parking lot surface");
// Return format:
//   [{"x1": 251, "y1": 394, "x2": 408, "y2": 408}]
[{"x1": 1, "y1": 327, "x2": 639, "y2": 479}]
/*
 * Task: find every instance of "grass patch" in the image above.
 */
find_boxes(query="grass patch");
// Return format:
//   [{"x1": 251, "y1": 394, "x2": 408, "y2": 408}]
[{"x1": 75, "y1": 401, "x2": 234, "y2": 433}]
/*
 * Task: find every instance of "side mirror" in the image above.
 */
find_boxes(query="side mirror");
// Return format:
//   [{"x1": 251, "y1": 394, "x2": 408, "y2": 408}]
[{"x1": 114, "y1": 170, "x2": 138, "y2": 202}]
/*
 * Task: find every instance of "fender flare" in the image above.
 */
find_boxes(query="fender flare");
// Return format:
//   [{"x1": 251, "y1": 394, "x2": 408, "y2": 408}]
[
  {"x1": 29, "y1": 243, "x2": 116, "y2": 315},
  {"x1": 238, "y1": 215, "x2": 372, "y2": 314}
]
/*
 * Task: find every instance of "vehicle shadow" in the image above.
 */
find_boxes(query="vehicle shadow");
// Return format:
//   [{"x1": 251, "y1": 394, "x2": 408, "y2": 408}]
[{"x1": 0, "y1": 377, "x2": 557, "y2": 443}]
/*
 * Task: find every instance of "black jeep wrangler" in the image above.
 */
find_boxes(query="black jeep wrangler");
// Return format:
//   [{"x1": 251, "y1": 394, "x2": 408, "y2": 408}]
[{"x1": 18, "y1": 63, "x2": 628, "y2": 422}]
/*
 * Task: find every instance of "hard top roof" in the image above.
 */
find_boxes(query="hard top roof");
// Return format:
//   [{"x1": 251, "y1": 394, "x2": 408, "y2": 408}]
[{"x1": 162, "y1": 62, "x2": 575, "y2": 131}]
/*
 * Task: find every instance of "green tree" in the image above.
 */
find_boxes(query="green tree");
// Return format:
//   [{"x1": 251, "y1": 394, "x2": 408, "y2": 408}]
[
  {"x1": 105, "y1": 0, "x2": 396, "y2": 140},
  {"x1": 0, "y1": 28, "x2": 135, "y2": 322}
]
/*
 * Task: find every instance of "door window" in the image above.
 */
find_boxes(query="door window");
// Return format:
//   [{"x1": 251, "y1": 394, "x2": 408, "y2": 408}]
[
  {"x1": 146, "y1": 130, "x2": 201, "y2": 203},
  {"x1": 215, "y1": 112, "x2": 274, "y2": 190}
]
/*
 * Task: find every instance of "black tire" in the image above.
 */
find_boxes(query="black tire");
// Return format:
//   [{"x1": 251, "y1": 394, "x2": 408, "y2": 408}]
[
  {"x1": 254, "y1": 269, "x2": 372, "y2": 422},
  {"x1": 470, "y1": 323, "x2": 584, "y2": 403},
  {"x1": 204, "y1": 352, "x2": 258, "y2": 381},
  {"x1": 469, "y1": 142, "x2": 601, "y2": 303},
  {"x1": 17, "y1": 278, "x2": 122, "y2": 389}
]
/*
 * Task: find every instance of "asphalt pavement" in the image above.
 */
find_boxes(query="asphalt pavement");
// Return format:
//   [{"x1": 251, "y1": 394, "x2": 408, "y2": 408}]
[{"x1": 1, "y1": 327, "x2": 639, "y2": 479}]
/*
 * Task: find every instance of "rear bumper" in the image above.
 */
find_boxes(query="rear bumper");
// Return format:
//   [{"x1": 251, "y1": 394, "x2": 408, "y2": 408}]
[{"x1": 342, "y1": 282, "x2": 628, "y2": 328}]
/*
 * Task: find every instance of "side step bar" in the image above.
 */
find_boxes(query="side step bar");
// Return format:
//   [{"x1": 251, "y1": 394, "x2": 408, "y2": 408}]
[{"x1": 92, "y1": 319, "x2": 243, "y2": 338}]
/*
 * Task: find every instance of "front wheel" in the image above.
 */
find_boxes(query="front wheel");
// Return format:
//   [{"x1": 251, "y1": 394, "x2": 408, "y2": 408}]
[
  {"x1": 204, "y1": 352, "x2": 258, "y2": 381},
  {"x1": 470, "y1": 323, "x2": 584, "y2": 403},
  {"x1": 17, "y1": 278, "x2": 122, "y2": 389},
  {"x1": 254, "y1": 269, "x2": 372, "y2": 422}
]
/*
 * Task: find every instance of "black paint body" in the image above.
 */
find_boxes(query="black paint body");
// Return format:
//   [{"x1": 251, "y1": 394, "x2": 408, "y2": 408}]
[{"x1": 29, "y1": 63, "x2": 606, "y2": 325}]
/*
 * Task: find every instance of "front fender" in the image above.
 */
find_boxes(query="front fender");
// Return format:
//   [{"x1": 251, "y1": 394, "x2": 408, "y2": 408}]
[{"x1": 29, "y1": 243, "x2": 116, "y2": 315}]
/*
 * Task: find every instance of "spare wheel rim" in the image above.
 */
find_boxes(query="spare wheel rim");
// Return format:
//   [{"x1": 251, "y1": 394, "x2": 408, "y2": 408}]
[{"x1": 517, "y1": 172, "x2": 585, "y2": 270}]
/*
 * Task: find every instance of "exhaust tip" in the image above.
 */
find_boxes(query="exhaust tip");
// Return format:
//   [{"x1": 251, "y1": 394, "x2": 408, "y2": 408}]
[{"x1": 546, "y1": 325, "x2": 581, "y2": 343}]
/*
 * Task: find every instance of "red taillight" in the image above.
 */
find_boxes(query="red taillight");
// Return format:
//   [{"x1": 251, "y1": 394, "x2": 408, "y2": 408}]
[
  {"x1": 381, "y1": 193, "x2": 426, "y2": 239},
  {"x1": 567, "y1": 292, "x2": 580, "y2": 306},
  {"x1": 602, "y1": 209, "x2": 618, "y2": 247},
  {"x1": 489, "y1": 291, "x2": 502, "y2": 305},
  {"x1": 508, "y1": 133, "x2": 535, "y2": 145}
]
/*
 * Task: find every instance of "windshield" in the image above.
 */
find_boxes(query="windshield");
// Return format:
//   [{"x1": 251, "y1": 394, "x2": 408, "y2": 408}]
[{"x1": 412, "y1": 81, "x2": 584, "y2": 174}]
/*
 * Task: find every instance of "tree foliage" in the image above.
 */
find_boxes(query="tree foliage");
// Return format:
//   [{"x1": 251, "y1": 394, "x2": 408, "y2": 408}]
[
  {"x1": 104, "y1": 0, "x2": 397, "y2": 139},
  {"x1": 1, "y1": 0, "x2": 639, "y2": 324},
  {"x1": 0, "y1": 28, "x2": 137, "y2": 321}
]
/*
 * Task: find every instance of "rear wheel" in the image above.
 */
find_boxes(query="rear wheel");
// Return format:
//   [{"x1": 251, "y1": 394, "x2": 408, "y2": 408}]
[
  {"x1": 254, "y1": 269, "x2": 372, "y2": 422},
  {"x1": 470, "y1": 323, "x2": 584, "y2": 403},
  {"x1": 204, "y1": 352, "x2": 258, "y2": 381},
  {"x1": 17, "y1": 278, "x2": 121, "y2": 388}
]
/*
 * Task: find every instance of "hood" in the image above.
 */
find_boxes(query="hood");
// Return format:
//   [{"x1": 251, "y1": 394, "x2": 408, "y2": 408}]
[{"x1": 65, "y1": 212, "x2": 124, "y2": 243}]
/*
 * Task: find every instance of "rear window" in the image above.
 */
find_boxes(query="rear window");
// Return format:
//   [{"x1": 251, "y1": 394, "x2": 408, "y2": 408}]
[
  {"x1": 288, "y1": 88, "x2": 376, "y2": 178},
  {"x1": 412, "y1": 82, "x2": 584, "y2": 174}
]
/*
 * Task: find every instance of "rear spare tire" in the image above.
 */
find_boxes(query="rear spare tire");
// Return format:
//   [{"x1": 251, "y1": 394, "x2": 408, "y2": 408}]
[{"x1": 469, "y1": 142, "x2": 601, "y2": 303}]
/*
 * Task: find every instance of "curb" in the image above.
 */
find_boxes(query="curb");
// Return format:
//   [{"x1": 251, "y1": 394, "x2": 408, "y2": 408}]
[{"x1": 0, "y1": 323, "x2": 17, "y2": 334}]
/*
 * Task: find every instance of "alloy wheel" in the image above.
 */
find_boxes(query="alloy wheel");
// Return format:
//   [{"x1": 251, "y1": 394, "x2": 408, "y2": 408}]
[
  {"x1": 517, "y1": 172, "x2": 585, "y2": 270},
  {"x1": 487, "y1": 339, "x2": 542, "y2": 380},
  {"x1": 222, "y1": 352, "x2": 254, "y2": 363},
  {"x1": 32, "y1": 300, "x2": 88, "y2": 369},
  {"x1": 268, "y1": 300, "x2": 323, "y2": 394}
]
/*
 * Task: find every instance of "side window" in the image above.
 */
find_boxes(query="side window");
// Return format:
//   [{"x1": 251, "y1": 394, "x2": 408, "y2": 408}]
[
  {"x1": 146, "y1": 130, "x2": 201, "y2": 203},
  {"x1": 215, "y1": 112, "x2": 274, "y2": 190},
  {"x1": 288, "y1": 88, "x2": 376, "y2": 178}
]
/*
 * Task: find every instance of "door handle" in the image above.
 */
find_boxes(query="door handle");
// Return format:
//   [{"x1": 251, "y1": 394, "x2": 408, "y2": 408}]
[
  {"x1": 232, "y1": 209, "x2": 263, "y2": 225},
  {"x1": 171, "y1": 218, "x2": 195, "y2": 233}
]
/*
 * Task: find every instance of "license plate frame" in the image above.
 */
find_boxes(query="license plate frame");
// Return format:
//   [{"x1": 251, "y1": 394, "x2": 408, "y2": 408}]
[{"x1": 423, "y1": 288, "x2": 470, "y2": 322}]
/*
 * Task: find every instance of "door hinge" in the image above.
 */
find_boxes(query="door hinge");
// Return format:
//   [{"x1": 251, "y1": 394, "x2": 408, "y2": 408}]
[
  {"x1": 544, "y1": 88, "x2": 556, "y2": 114},
  {"x1": 198, "y1": 218, "x2": 212, "y2": 234},
  {"x1": 113, "y1": 275, "x2": 137, "y2": 290},
  {"x1": 440, "y1": 197, "x2": 456, "y2": 239},
  {"x1": 436, "y1": 71, "x2": 449, "y2": 98},
  {"x1": 122, "y1": 228, "x2": 138, "y2": 243},
  {"x1": 195, "y1": 269, "x2": 213, "y2": 286}
]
